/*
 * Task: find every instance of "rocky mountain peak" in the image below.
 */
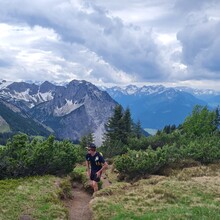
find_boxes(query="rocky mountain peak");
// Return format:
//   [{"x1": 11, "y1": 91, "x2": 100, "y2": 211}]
[
  {"x1": 39, "y1": 81, "x2": 57, "y2": 93},
  {"x1": 0, "y1": 80, "x2": 118, "y2": 145}
]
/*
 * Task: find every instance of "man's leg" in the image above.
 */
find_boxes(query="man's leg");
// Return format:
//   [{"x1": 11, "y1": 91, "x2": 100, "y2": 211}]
[
  {"x1": 90, "y1": 171, "x2": 99, "y2": 192},
  {"x1": 92, "y1": 180, "x2": 98, "y2": 192}
]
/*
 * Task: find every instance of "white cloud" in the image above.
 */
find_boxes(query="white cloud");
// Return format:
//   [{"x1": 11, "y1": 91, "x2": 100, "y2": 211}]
[
  {"x1": 0, "y1": 22, "x2": 134, "y2": 84},
  {"x1": 177, "y1": 18, "x2": 220, "y2": 79},
  {"x1": 0, "y1": 0, "x2": 220, "y2": 90}
]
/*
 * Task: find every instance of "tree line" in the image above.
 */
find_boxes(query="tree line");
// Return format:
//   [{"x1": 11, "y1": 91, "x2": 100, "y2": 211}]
[
  {"x1": 103, "y1": 104, "x2": 220, "y2": 179},
  {"x1": 0, "y1": 104, "x2": 220, "y2": 180}
]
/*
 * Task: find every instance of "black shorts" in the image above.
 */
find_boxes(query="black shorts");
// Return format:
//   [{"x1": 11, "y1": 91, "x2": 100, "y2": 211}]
[{"x1": 90, "y1": 170, "x2": 101, "y2": 182}]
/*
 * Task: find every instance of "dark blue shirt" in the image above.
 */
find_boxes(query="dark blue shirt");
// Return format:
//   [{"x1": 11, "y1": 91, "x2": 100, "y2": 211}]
[{"x1": 86, "y1": 152, "x2": 105, "y2": 172}]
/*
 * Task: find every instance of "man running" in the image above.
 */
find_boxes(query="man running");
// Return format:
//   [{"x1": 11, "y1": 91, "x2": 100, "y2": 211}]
[{"x1": 85, "y1": 143, "x2": 108, "y2": 192}]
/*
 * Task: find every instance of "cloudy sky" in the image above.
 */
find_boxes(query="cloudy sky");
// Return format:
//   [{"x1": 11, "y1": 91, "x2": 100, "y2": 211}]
[{"x1": 0, "y1": 0, "x2": 220, "y2": 90}]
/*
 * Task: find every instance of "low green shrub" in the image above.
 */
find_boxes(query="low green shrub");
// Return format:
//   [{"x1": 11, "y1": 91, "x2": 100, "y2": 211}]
[
  {"x1": 114, "y1": 147, "x2": 169, "y2": 180},
  {"x1": 0, "y1": 133, "x2": 78, "y2": 179},
  {"x1": 180, "y1": 136, "x2": 220, "y2": 164},
  {"x1": 114, "y1": 135, "x2": 220, "y2": 179}
]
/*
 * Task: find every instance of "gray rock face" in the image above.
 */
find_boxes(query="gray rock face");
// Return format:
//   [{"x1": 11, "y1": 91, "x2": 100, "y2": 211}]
[{"x1": 0, "y1": 80, "x2": 118, "y2": 145}]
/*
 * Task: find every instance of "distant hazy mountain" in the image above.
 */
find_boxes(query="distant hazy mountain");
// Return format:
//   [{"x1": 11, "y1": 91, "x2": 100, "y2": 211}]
[
  {"x1": 176, "y1": 86, "x2": 220, "y2": 108},
  {"x1": 104, "y1": 85, "x2": 208, "y2": 129},
  {"x1": 0, "y1": 80, "x2": 117, "y2": 145},
  {"x1": 1, "y1": 79, "x2": 218, "y2": 140}
]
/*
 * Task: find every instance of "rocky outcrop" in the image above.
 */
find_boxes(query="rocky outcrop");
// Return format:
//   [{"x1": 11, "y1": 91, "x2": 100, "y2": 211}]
[{"x1": 0, "y1": 80, "x2": 118, "y2": 145}]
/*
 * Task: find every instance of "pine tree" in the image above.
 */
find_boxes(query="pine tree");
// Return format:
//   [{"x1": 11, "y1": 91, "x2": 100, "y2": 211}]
[
  {"x1": 215, "y1": 106, "x2": 220, "y2": 128},
  {"x1": 104, "y1": 105, "x2": 131, "y2": 146},
  {"x1": 122, "y1": 107, "x2": 133, "y2": 143},
  {"x1": 135, "y1": 119, "x2": 142, "y2": 139},
  {"x1": 171, "y1": 124, "x2": 176, "y2": 132},
  {"x1": 80, "y1": 133, "x2": 94, "y2": 148}
]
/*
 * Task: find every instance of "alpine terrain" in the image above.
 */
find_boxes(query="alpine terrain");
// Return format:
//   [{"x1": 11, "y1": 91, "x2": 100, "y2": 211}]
[
  {"x1": 0, "y1": 80, "x2": 117, "y2": 145},
  {"x1": 104, "y1": 85, "x2": 210, "y2": 130}
]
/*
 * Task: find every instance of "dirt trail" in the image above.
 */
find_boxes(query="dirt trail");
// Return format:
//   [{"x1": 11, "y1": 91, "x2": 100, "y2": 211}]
[
  {"x1": 65, "y1": 168, "x2": 112, "y2": 220},
  {"x1": 65, "y1": 183, "x2": 92, "y2": 220},
  {"x1": 101, "y1": 173, "x2": 111, "y2": 188}
]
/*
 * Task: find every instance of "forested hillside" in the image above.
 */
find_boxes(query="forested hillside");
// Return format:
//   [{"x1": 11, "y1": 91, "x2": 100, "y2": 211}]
[{"x1": 0, "y1": 104, "x2": 219, "y2": 219}]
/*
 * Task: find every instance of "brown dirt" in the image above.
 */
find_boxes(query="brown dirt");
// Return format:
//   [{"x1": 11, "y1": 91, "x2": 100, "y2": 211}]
[
  {"x1": 65, "y1": 182, "x2": 92, "y2": 220},
  {"x1": 65, "y1": 167, "x2": 112, "y2": 220},
  {"x1": 101, "y1": 173, "x2": 112, "y2": 188}
]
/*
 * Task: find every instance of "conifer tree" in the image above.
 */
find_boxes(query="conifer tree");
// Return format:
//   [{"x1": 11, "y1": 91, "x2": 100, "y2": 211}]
[
  {"x1": 214, "y1": 106, "x2": 220, "y2": 128},
  {"x1": 122, "y1": 107, "x2": 133, "y2": 143},
  {"x1": 104, "y1": 105, "x2": 123, "y2": 143},
  {"x1": 104, "y1": 105, "x2": 133, "y2": 146},
  {"x1": 134, "y1": 119, "x2": 142, "y2": 139},
  {"x1": 80, "y1": 133, "x2": 94, "y2": 148},
  {"x1": 170, "y1": 124, "x2": 176, "y2": 132}
]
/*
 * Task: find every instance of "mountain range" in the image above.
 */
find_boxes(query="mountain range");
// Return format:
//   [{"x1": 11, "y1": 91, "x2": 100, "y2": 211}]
[
  {"x1": 103, "y1": 85, "x2": 220, "y2": 130},
  {"x1": 1, "y1": 79, "x2": 220, "y2": 142},
  {"x1": 0, "y1": 80, "x2": 117, "y2": 145}
]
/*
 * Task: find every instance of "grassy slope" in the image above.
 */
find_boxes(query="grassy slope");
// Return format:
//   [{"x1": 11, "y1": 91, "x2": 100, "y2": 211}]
[
  {"x1": 1, "y1": 164, "x2": 219, "y2": 220},
  {"x1": 0, "y1": 116, "x2": 10, "y2": 133},
  {"x1": 91, "y1": 163, "x2": 220, "y2": 220},
  {"x1": 0, "y1": 175, "x2": 69, "y2": 220},
  {"x1": 0, "y1": 101, "x2": 51, "y2": 136}
]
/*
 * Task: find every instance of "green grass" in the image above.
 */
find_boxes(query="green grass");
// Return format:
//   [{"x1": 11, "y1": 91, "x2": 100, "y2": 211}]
[
  {"x1": 1, "y1": 164, "x2": 220, "y2": 220},
  {"x1": 0, "y1": 175, "x2": 69, "y2": 220},
  {"x1": 0, "y1": 121, "x2": 11, "y2": 133},
  {"x1": 70, "y1": 165, "x2": 103, "y2": 193},
  {"x1": 91, "y1": 164, "x2": 220, "y2": 220}
]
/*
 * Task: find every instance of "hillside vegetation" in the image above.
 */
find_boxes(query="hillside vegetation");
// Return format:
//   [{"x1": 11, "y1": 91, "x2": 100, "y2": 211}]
[
  {"x1": 0, "y1": 104, "x2": 220, "y2": 219},
  {"x1": 0, "y1": 116, "x2": 10, "y2": 133},
  {"x1": 0, "y1": 175, "x2": 71, "y2": 220},
  {"x1": 91, "y1": 163, "x2": 220, "y2": 220},
  {"x1": 0, "y1": 134, "x2": 79, "y2": 179}
]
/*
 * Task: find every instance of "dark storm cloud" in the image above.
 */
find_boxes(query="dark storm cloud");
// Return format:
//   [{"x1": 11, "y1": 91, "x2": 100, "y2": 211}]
[
  {"x1": 0, "y1": 0, "x2": 220, "y2": 89},
  {"x1": 177, "y1": 19, "x2": 220, "y2": 78},
  {"x1": 0, "y1": 0, "x2": 164, "y2": 81}
]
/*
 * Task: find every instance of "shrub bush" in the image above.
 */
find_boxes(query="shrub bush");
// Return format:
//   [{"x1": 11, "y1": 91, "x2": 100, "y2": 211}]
[
  {"x1": 0, "y1": 133, "x2": 78, "y2": 179},
  {"x1": 114, "y1": 134, "x2": 220, "y2": 180},
  {"x1": 180, "y1": 136, "x2": 220, "y2": 164},
  {"x1": 114, "y1": 147, "x2": 171, "y2": 180}
]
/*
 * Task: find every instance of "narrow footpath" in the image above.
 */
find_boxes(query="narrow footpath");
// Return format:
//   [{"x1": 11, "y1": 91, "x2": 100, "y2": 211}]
[
  {"x1": 65, "y1": 171, "x2": 112, "y2": 220},
  {"x1": 65, "y1": 183, "x2": 92, "y2": 220}
]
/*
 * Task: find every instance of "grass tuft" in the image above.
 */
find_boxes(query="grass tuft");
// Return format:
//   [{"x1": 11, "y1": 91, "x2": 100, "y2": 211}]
[
  {"x1": 0, "y1": 175, "x2": 68, "y2": 220},
  {"x1": 91, "y1": 163, "x2": 220, "y2": 220}
]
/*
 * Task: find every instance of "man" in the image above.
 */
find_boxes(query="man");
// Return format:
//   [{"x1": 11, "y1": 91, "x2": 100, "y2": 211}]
[{"x1": 85, "y1": 143, "x2": 108, "y2": 192}]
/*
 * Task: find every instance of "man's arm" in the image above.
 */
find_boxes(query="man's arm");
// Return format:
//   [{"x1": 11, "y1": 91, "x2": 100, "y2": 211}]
[
  {"x1": 86, "y1": 160, "x2": 90, "y2": 177},
  {"x1": 96, "y1": 161, "x2": 108, "y2": 177}
]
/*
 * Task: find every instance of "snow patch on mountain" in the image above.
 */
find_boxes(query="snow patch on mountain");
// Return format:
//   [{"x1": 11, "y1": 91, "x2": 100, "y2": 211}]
[
  {"x1": 139, "y1": 85, "x2": 169, "y2": 95},
  {"x1": 106, "y1": 84, "x2": 179, "y2": 97},
  {"x1": 105, "y1": 84, "x2": 220, "y2": 97},
  {"x1": 126, "y1": 85, "x2": 139, "y2": 95},
  {"x1": 14, "y1": 89, "x2": 32, "y2": 101},
  {"x1": 176, "y1": 86, "x2": 220, "y2": 96},
  {"x1": 53, "y1": 99, "x2": 84, "y2": 117},
  {"x1": 38, "y1": 91, "x2": 53, "y2": 102},
  {"x1": 12, "y1": 89, "x2": 54, "y2": 107}
]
